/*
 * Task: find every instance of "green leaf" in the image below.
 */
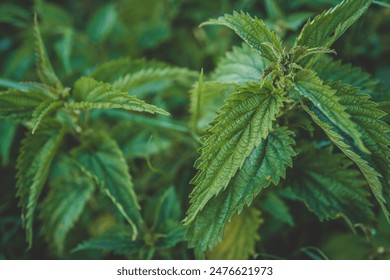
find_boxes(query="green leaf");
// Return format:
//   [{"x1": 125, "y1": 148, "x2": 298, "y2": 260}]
[
  {"x1": 185, "y1": 81, "x2": 284, "y2": 224},
  {"x1": 291, "y1": 146, "x2": 374, "y2": 225},
  {"x1": 262, "y1": 193, "x2": 294, "y2": 226},
  {"x1": 112, "y1": 66, "x2": 196, "y2": 93},
  {"x1": 301, "y1": 82, "x2": 390, "y2": 219},
  {"x1": 70, "y1": 77, "x2": 169, "y2": 116},
  {"x1": 212, "y1": 43, "x2": 267, "y2": 85},
  {"x1": 186, "y1": 128, "x2": 295, "y2": 252},
  {"x1": 207, "y1": 208, "x2": 263, "y2": 260},
  {"x1": 189, "y1": 80, "x2": 237, "y2": 132},
  {"x1": 87, "y1": 3, "x2": 117, "y2": 43},
  {"x1": 31, "y1": 100, "x2": 64, "y2": 134},
  {"x1": 71, "y1": 130, "x2": 143, "y2": 239},
  {"x1": 0, "y1": 119, "x2": 16, "y2": 166},
  {"x1": 313, "y1": 57, "x2": 388, "y2": 101},
  {"x1": 296, "y1": 0, "x2": 372, "y2": 66},
  {"x1": 0, "y1": 88, "x2": 52, "y2": 121},
  {"x1": 16, "y1": 121, "x2": 65, "y2": 246},
  {"x1": 72, "y1": 226, "x2": 142, "y2": 255},
  {"x1": 40, "y1": 156, "x2": 95, "y2": 254},
  {"x1": 294, "y1": 69, "x2": 367, "y2": 153},
  {"x1": 201, "y1": 11, "x2": 283, "y2": 63},
  {"x1": 33, "y1": 15, "x2": 62, "y2": 90}
]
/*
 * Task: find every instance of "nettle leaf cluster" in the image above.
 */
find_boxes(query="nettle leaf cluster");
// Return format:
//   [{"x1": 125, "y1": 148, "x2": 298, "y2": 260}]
[
  {"x1": 186, "y1": 0, "x2": 389, "y2": 258},
  {"x1": 0, "y1": 16, "x2": 196, "y2": 257},
  {"x1": 0, "y1": 0, "x2": 389, "y2": 260}
]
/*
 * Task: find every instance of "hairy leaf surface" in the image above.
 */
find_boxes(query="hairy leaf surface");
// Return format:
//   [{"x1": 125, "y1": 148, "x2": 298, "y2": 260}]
[
  {"x1": 291, "y1": 146, "x2": 374, "y2": 225},
  {"x1": 296, "y1": 0, "x2": 372, "y2": 66},
  {"x1": 0, "y1": 89, "x2": 52, "y2": 121},
  {"x1": 31, "y1": 100, "x2": 64, "y2": 134},
  {"x1": 201, "y1": 11, "x2": 283, "y2": 62},
  {"x1": 187, "y1": 128, "x2": 295, "y2": 252},
  {"x1": 186, "y1": 82, "x2": 285, "y2": 224},
  {"x1": 295, "y1": 70, "x2": 366, "y2": 152},
  {"x1": 302, "y1": 82, "x2": 390, "y2": 219}
]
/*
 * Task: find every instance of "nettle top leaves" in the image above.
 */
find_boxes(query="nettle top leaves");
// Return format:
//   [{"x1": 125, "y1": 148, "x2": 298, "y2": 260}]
[
  {"x1": 186, "y1": 0, "x2": 390, "y2": 258},
  {"x1": 0, "y1": 16, "x2": 196, "y2": 251}
]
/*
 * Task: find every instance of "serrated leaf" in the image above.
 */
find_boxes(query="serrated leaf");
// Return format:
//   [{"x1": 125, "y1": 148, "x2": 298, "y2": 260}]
[
  {"x1": 70, "y1": 77, "x2": 169, "y2": 116},
  {"x1": 313, "y1": 57, "x2": 388, "y2": 101},
  {"x1": 207, "y1": 208, "x2": 263, "y2": 260},
  {"x1": 201, "y1": 11, "x2": 283, "y2": 63},
  {"x1": 71, "y1": 130, "x2": 143, "y2": 239},
  {"x1": 212, "y1": 43, "x2": 267, "y2": 85},
  {"x1": 187, "y1": 128, "x2": 295, "y2": 252},
  {"x1": 0, "y1": 119, "x2": 16, "y2": 166},
  {"x1": 33, "y1": 15, "x2": 62, "y2": 90},
  {"x1": 40, "y1": 156, "x2": 95, "y2": 254},
  {"x1": 16, "y1": 121, "x2": 65, "y2": 246},
  {"x1": 290, "y1": 146, "x2": 374, "y2": 225},
  {"x1": 32, "y1": 100, "x2": 64, "y2": 134},
  {"x1": 0, "y1": 88, "x2": 52, "y2": 121},
  {"x1": 185, "y1": 81, "x2": 284, "y2": 224},
  {"x1": 295, "y1": 69, "x2": 367, "y2": 153},
  {"x1": 296, "y1": 0, "x2": 372, "y2": 66},
  {"x1": 301, "y1": 82, "x2": 390, "y2": 219}
]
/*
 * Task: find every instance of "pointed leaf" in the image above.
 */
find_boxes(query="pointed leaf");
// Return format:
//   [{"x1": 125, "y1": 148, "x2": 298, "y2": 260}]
[
  {"x1": 40, "y1": 156, "x2": 95, "y2": 254},
  {"x1": 71, "y1": 130, "x2": 143, "y2": 239},
  {"x1": 291, "y1": 146, "x2": 374, "y2": 225},
  {"x1": 185, "y1": 82, "x2": 285, "y2": 224},
  {"x1": 296, "y1": 0, "x2": 372, "y2": 66},
  {"x1": 187, "y1": 128, "x2": 295, "y2": 252},
  {"x1": 295, "y1": 69, "x2": 367, "y2": 153},
  {"x1": 16, "y1": 121, "x2": 65, "y2": 245},
  {"x1": 201, "y1": 11, "x2": 283, "y2": 62},
  {"x1": 0, "y1": 88, "x2": 52, "y2": 121},
  {"x1": 301, "y1": 82, "x2": 390, "y2": 219},
  {"x1": 32, "y1": 100, "x2": 64, "y2": 134},
  {"x1": 33, "y1": 15, "x2": 62, "y2": 89},
  {"x1": 70, "y1": 77, "x2": 169, "y2": 116}
]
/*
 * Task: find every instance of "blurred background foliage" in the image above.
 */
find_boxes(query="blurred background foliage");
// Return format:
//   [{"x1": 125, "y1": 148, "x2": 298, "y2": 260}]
[{"x1": 0, "y1": 0, "x2": 389, "y2": 259}]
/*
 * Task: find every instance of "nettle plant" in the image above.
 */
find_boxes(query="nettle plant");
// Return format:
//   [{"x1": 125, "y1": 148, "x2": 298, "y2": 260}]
[
  {"x1": 0, "y1": 16, "x2": 196, "y2": 257},
  {"x1": 0, "y1": 0, "x2": 389, "y2": 260},
  {"x1": 185, "y1": 0, "x2": 389, "y2": 258}
]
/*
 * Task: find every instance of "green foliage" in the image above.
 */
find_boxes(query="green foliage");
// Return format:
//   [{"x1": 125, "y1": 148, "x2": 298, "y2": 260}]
[
  {"x1": 40, "y1": 156, "x2": 95, "y2": 254},
  {"x1": 207, "y1": 208, "x2": 263, "y2": 260},
  {"x1": 186, "y1": 82, "x2": 285, "y2": 224},
  {"x1": 187, "y1": 128, "x2": 295, "y2": 253},
  {"x1": 71, "y1": 130, "x2": 142, "y2": 239},
  {"x1": 0, "y1": 0, "x2": 389, "y2": 260},
  {"x1": 290, "y1": 146, "x2": 374, "y2": 225},
  {"x1": 201, "y1": 11, "x2": 283, "y2": 62},
  {"x1": 16, "y1": 121, "x2": 65, "y2": 246}
]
